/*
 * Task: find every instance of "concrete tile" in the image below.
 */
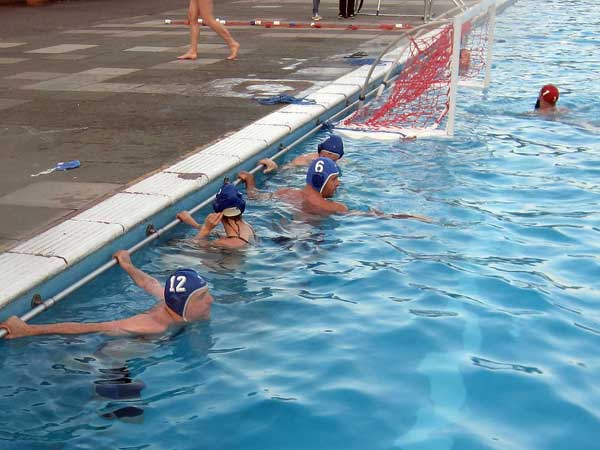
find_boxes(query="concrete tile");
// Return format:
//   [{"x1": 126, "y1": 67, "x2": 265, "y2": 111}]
[
  {"x1": 23, "y1": 78, "x2": 89, "y2": 91},
  {"x1": 157, "y1": 30, "x2": 189, "y2": 36},
  {"x1": 198, "y1": 43, "x2": 227, "y2": 50},
  {"x1": 114, "y1": 31, "x2": 162, "y2": 37},
  {"x1": 82, "y1": 67, "x2": 140, "y2": 76},
  {"x1": 26, "y1": 44, "x2": 98, "y2": 54},
  {"x1": 81, "y1": 82, "x2": 144, "y2": 92},
  {"x1": 62, "y1": 29, "x2": 127, "y2": 35},
  {"x1": 0, "y1": 99, "x2": 31, "y2": 111},
  {"x1": 259, "y1": 32, "x2": 335, "y2": 39},
  {"x1": 42, "y1": 54, "x2": 92, "y2": 61},
  {"x1": 0, "y1": 57, "x2": 28, "y2": 64},
  {"x1": 0, "y1": 181, "x2": 121, "y2": 209},
  {"x1": 0, "y1": 204, "x2": 75, "y2": 241},
  {"x1": 124, "y1": 46, "x2": 174, "y2": 52},
  {"x1": 0, "y1": 42, "x2": 26, "y2": 48},
  {"x1": 130, "y1": 83, "x2": 195, "y2": 95},
  {"x1": 294, "y1": 67, "x2": 350, "y2": 78},
  {"x1": 94, "y1": 23, "x2": 170, "y2": 29},
  {"x1": 5, "y1": 72, "x2": 67, "y2": 81},
  {"x1": 151, "y1": 59, "x2": 221, "y2": 69},
  {"x1": 133, "y1": 20, "x2": 165, "y2": 26},
  {"x1": 23, "y1": 68, "x2": 141, "y2": 91}
]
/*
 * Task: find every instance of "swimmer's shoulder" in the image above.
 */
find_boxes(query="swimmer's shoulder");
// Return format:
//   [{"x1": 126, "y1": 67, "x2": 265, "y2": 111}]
[
  {"x1": 290, "y1": 153, "x2": 318, "y2": 166},
  {"x1": 114, "y1": 311, "x2": 172, "y2": 336},
  {"x1": 276, "y1": 187, "x2": 302, "y2": 199}
]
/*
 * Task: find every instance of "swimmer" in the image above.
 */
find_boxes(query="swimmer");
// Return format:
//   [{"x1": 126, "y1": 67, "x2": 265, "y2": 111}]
[
  {"x1": 265, "y1": 134, "x2": 345, "y2": 170},
  {"x1": 238, "y1": 157, "x2": 431, "y2": 221},
  {"x1": 0, "y1": 250, "x2": 213, "y2": 339},
  {"x1": 177, "y1": 0, "x2": 240, "y2": 61},
  {"x1": 534, "y1": 84, "x2": 564, "y2": 114},
  {"x1": 177, "y1": 180, "x2": 256, "y2": 248},
  {"x1": 459, "y1": 48, "x2": 471, "y2": 76}
]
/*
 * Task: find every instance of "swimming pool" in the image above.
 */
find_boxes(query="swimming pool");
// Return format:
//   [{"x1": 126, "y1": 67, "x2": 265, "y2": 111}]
[{"x1": 1, "y1": 0, "x2": 599, "y2": 448}]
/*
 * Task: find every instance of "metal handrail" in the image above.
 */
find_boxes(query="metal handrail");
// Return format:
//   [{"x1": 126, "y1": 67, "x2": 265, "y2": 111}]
[{"x1": 0, "y1": 80, "x2": 387, "y2": 339}]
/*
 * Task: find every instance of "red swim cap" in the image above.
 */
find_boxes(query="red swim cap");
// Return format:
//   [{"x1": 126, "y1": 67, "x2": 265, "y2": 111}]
[{"x1": 540, "y1": 84, "x2": 559, "y2": 104}]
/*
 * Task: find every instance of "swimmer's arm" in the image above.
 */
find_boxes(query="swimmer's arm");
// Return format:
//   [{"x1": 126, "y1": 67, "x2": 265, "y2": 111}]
[
  {"x1": 389, "y1": 213, "x2": 432, "y2": 222},
  {"x1": 113, "y1": 250, "x2": 163, "y2": 301},
  {"x1": 1, "y1": 315, "x2": 167, "y2": 339},
  {"x1": 237, "y1": 171, "x2": 272, "y2": 200},
  {"x1": 0, "y1": 316, "x2": 127, "y2": 339},
  {"x1": 328, "y1": 201, "x2": 350, "y2": 214},
  {"x1": 176, "y1": 211, "x2": 202, "y2": 230},
  {"x1": 310, "y1": 200, "x2": 349, "y2": 214},
  {"x1": 259, "y1": 158, "x2": 278, "y2": 174},
  {"x1": 346, "y1": 208, "x2": 432, "y2": 222},
  {"x1": 194, "y1": 212, "x2": 224, "y2": 240},
  {"x1": 289, "y1": 153, "x2": 318, "y2": 167}
]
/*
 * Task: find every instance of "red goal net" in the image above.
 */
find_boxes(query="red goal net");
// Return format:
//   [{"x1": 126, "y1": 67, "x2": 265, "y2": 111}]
[{"x1": 339, "y1": 25, "x2": 454, "y2": 137}]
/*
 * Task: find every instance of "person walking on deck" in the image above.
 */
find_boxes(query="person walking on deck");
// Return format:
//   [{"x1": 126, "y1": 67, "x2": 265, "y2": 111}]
[{"x1": 178, "y1": 0, "x2": 240, "y2": 60}]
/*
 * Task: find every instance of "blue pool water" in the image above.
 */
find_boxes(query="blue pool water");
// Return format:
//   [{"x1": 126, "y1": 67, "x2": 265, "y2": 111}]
[{"x1": 1, "y1": 0, "x2": 599, "y2": 448}]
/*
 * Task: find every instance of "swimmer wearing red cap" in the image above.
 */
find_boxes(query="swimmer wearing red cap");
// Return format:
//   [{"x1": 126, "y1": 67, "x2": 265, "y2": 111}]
[
  {"x1": 0, "y1": 250, "x2": 213, "y2": 339},
  {"x1": 535, "y1": 84, "x2": 562, "y2": 113}
]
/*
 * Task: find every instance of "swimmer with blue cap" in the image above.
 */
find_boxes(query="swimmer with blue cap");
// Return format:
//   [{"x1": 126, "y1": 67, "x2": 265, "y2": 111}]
[
  {"x1": 238, "y1": 157, "x2": 432, "y2": 221},
  {"x1": 177, "y1": 180, "x2": 255, "y2": 248},
  {"x1": 259, "y1": 134, "x2": 345, "y2": 171},
  {"x1": 0, "y1": 251, "x2": 213, "y2": 340},
  {"x1": 239, "y1": 157, "x2": 348, "y2": 215}
]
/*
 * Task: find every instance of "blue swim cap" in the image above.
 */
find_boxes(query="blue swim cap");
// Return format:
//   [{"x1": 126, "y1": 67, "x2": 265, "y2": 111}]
[
  {"x1": 306, "y1": 157, "x2": 340, "y2": 193},
  {"x1": 164, "y1": 269, "x2": 208, "y2": 318},
  {"x1": 317, "y1": 135, "x2": 344, "y2": 159},
  {"x1": 213, "y1": 183, "x2": 246, "y2": 216}
]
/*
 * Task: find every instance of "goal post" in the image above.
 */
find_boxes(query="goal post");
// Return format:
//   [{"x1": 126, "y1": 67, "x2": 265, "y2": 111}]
[
  {"x1": 456, "y1": 0, "x2": 497, "y2": 89},
  {"x1": 449, "y1": 0, "x2": 497, "y2": 135},
  {"x1": 337, "y1": 0, "x2": 499, "y2": 140}
]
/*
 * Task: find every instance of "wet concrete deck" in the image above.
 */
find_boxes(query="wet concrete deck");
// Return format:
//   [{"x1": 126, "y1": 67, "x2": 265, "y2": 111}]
[{"x1": 0, "y1": 0, "x2": 456, "y2": 251}]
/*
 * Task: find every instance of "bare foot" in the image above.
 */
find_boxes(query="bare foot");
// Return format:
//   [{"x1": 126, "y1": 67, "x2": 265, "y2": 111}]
[
  {"x1": 177, "y1": 51, "x2": 198, "y2": 60},
  {"x1": 227, "y1": 41, "x2": 240, "y2": 60}
]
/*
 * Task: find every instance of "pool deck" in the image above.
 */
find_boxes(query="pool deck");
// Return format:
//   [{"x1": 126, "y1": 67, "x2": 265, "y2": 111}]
[{"x1": 0, "y1": 0, "x2": 463, "y2": 313}]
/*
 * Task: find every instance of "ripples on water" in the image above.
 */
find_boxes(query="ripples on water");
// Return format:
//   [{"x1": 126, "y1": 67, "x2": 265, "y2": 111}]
[{"x1": 1, "y1": 1, "x2": 599, "y2": 449}]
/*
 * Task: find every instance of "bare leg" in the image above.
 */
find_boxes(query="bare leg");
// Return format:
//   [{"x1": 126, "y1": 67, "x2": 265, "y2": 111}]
[
  {"x1": 197, "y1": 0, "x2": 240, "y2": 60},
  {"x1": 177, "y1": 0, "x2": 200, "y2": 60}
]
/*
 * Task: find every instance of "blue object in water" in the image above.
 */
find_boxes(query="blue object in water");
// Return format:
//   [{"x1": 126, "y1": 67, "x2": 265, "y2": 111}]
[{"x1": 94, "y1": 379, "x2": 146, "y2": 400}]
